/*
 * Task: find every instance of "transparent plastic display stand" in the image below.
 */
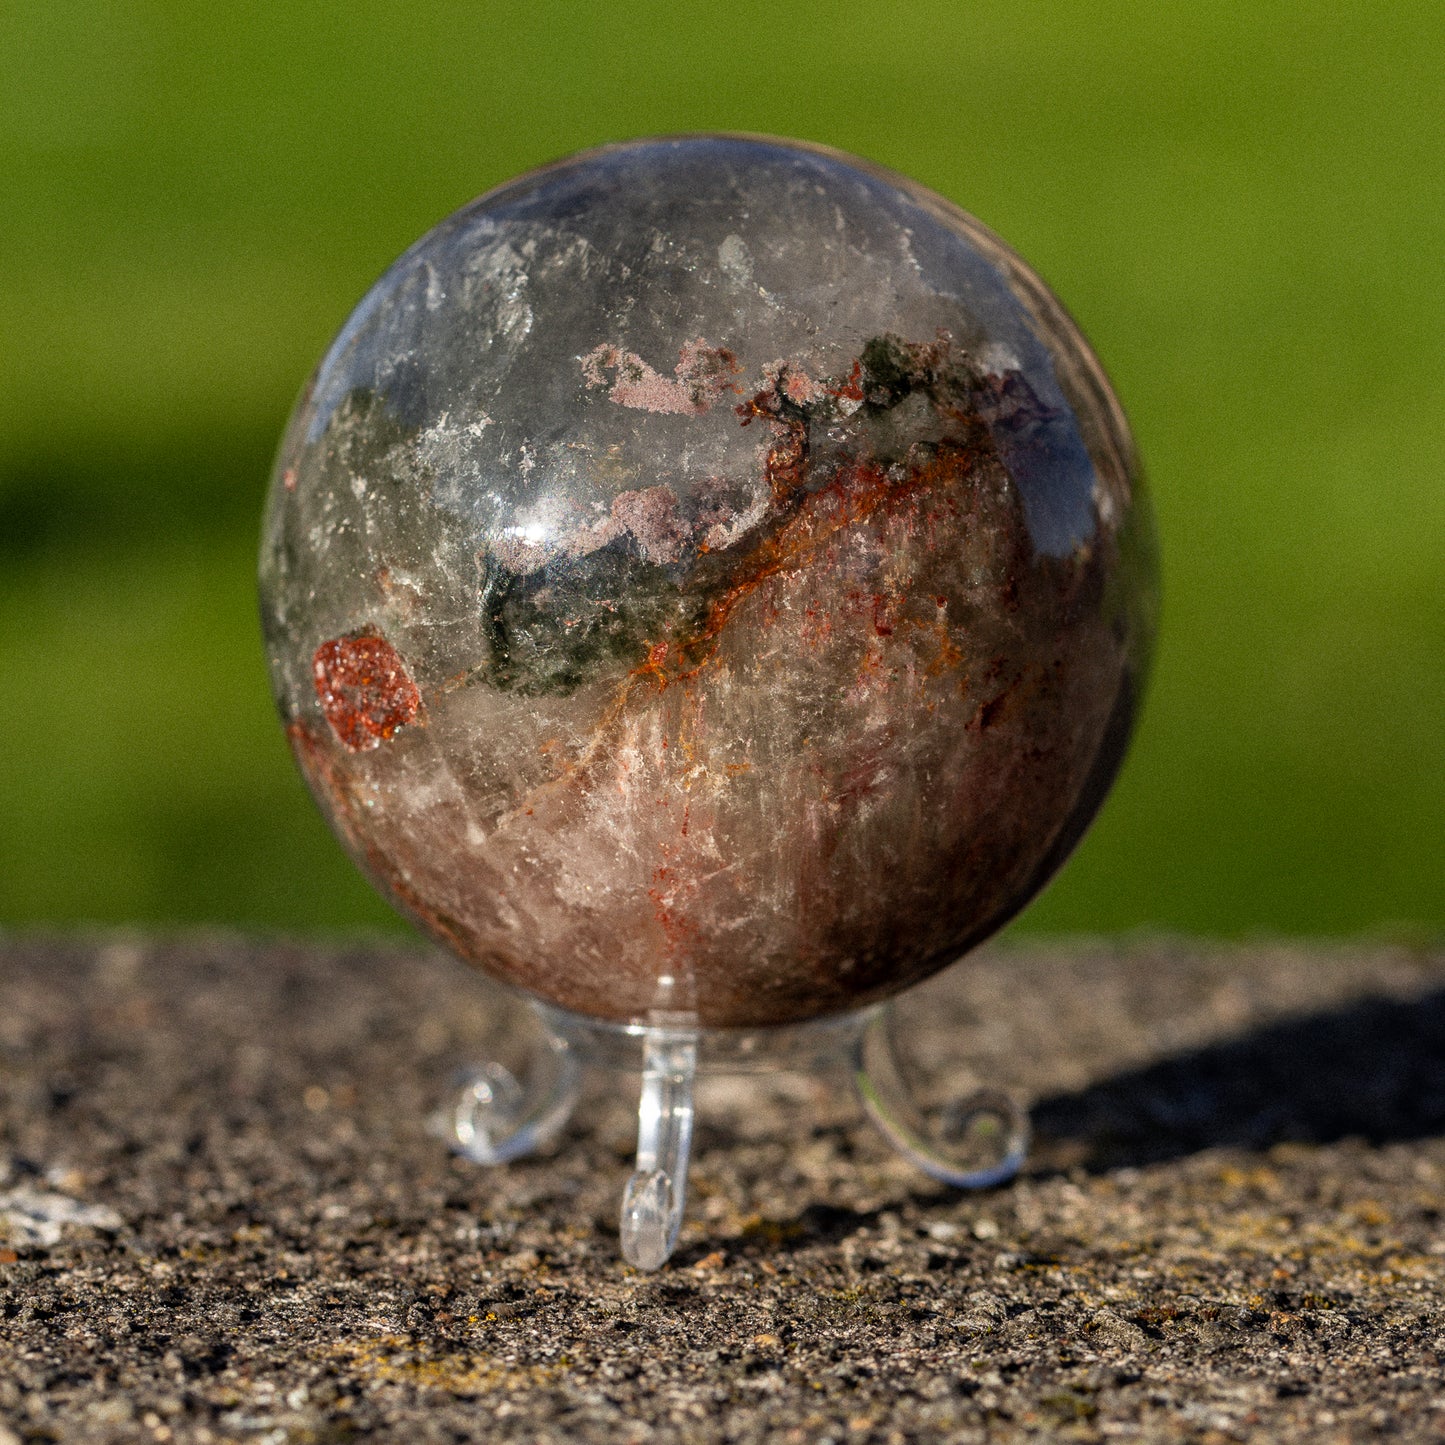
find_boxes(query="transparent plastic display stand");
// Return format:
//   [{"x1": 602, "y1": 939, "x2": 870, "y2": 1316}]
[{"x1": 434, "y1": 998, "x2": 1031, "y2": 1270}]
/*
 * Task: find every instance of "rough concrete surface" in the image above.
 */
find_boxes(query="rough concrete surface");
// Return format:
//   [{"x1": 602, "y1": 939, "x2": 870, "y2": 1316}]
[{"x1": 2, "y1": 934, "x2": 1444, "y2": 1443}]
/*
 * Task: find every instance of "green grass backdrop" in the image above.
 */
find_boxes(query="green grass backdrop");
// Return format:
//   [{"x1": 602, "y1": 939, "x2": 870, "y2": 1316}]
[{"x1": 2, "y1": 1, "x2": 1441, "y2": 938}]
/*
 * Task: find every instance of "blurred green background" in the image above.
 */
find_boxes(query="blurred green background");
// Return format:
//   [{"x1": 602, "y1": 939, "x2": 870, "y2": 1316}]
[{"x1": 2, "y1": 1, "x2": 1441, "y2": 940}]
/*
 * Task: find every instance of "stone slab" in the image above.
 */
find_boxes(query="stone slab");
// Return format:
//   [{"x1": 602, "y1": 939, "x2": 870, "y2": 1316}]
[{"x1": 2, "y1": 935, "x2": 1444, "y2": 1442}]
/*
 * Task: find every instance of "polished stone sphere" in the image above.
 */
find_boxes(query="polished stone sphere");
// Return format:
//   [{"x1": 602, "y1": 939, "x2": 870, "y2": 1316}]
[{"x1": 260, "y1": 135, "x2": 1157, "y2": 1028}]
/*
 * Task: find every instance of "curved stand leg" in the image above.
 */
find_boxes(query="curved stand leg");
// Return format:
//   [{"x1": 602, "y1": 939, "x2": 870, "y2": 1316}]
[
  {"x1": 434, "y1": 1032, "x2": 583, "y2": 1166},
  {"x1": 853, "y1": 1005, "x2": 1030, "y2": 1189},
  {"x1": 619, "y1": 1025, "x2": 698, "y2": 1270}
]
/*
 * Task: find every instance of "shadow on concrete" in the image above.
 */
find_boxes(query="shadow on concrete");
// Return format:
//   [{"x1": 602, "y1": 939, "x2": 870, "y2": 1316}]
[{"x1": 1032, "y1": 988, "x2": 1445, "y2": 1171}]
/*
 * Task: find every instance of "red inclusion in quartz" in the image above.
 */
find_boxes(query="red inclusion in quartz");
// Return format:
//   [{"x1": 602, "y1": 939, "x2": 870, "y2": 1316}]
[{"x1": 312, "y1": 631, "x2": 421, "y2": 752}]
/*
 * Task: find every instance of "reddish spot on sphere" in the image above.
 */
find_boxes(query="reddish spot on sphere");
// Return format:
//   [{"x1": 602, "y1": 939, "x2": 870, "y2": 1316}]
[{"x1": 312, "y1": 632, "x2": 421, "y2": 752}]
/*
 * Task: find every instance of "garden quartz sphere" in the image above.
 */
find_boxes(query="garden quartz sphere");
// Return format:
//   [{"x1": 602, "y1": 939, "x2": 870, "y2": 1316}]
[{"x1": 260, "y1": 136, "x2": 1157, "y2": 1030}]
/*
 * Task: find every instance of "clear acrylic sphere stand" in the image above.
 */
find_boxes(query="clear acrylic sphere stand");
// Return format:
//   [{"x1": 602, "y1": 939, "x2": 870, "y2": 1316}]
[{"x1": 431, "y1": 997, "x2": 1031, "y2": 1270}]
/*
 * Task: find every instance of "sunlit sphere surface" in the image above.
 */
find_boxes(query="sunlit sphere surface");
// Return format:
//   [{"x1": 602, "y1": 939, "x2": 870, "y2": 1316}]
[{"x1": 259, "y1": 135, "x2": 1157, "y2": 1028}]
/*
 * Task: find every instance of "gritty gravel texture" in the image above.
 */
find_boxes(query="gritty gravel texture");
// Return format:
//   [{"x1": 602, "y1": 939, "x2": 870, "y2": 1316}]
[{"x1": 2, "y1": 933, "x2": 1445, "y2": 1444}]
